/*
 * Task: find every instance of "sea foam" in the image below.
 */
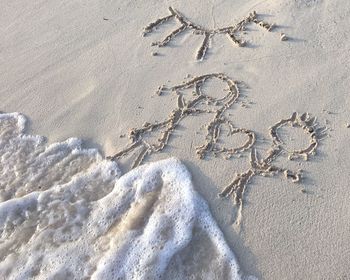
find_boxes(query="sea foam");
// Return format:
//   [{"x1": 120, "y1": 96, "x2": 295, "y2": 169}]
[{"x1": 0, "y1": 112, "x2": 241, "y2": 279}]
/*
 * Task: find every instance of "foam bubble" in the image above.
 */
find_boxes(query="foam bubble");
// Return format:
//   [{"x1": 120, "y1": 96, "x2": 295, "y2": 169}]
[{"x1": 0, "y1": 112, "x2": 242, "y2": 279}]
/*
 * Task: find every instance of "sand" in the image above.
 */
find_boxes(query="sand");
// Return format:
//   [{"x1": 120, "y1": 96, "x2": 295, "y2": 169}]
[{"x1": 1, "y1": 0, "x2": 350, "y2": 279}]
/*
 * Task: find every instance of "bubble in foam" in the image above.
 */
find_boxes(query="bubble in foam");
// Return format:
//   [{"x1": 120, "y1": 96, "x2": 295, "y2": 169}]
[{"x1": 0, "y1": 112, "x2": 243, "y2": 279}]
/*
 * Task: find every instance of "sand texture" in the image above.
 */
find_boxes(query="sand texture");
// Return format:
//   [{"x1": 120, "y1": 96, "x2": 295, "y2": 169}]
[{"x1": 1, "y1": 0, "x2": 350, "y2": 279}]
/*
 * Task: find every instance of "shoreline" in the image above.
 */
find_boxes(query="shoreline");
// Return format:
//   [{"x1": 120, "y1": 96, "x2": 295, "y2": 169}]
[{"x1": 1, "y1": 0, "x2": 350, "y2": 278}]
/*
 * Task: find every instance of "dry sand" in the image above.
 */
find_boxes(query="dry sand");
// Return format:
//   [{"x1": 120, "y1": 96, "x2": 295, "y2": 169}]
[{"x1": 1, "y1": 0, "x2": 350, "y2": 279}]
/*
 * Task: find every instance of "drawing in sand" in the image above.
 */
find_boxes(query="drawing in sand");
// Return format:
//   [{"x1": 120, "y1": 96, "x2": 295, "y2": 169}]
[
  {"x1": 220, "y1": 112, "x2": 327, "y2": 224},
  {"x1": 143, "y1": 7, "x2": 283, "y2": 60},
  {"x1": 108, "y1": 74, "x2": 327, "y2": 223},
  {"x1": 108, "y1": 73, "x2": 255, "y2": 167}
]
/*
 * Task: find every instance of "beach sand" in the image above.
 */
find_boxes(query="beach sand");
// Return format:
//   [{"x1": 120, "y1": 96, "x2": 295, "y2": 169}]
[{"x1": 1, "y1": 0, "x2": 350, "y2": 279}]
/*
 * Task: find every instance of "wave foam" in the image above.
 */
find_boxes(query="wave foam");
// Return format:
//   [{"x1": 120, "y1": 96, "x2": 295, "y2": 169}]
[{"x1": 0, "y1": 112, "x2": 241, "y2": 279}]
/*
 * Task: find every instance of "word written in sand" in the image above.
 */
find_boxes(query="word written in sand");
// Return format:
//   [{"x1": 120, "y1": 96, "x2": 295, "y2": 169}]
[
  {"x1": 108, "y1": 74, "x2": 326, "y2": 223},
  {"x1": 143, "y1": 7, "x2": 282, "y2": 60}
]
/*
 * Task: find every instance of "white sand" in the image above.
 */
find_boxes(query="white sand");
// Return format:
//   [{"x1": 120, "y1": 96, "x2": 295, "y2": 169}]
[{"x1": 1, "y1": 0, "x2": 350, "y2": 279}]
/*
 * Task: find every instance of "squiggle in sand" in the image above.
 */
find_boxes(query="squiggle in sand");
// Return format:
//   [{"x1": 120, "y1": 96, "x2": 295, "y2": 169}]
[
  {"x1": 109, "y1": 74, "x2": 327, "y2": 225},
  {"x1": 143, "y1": 8, "x2": 283, "y2": 60}
]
